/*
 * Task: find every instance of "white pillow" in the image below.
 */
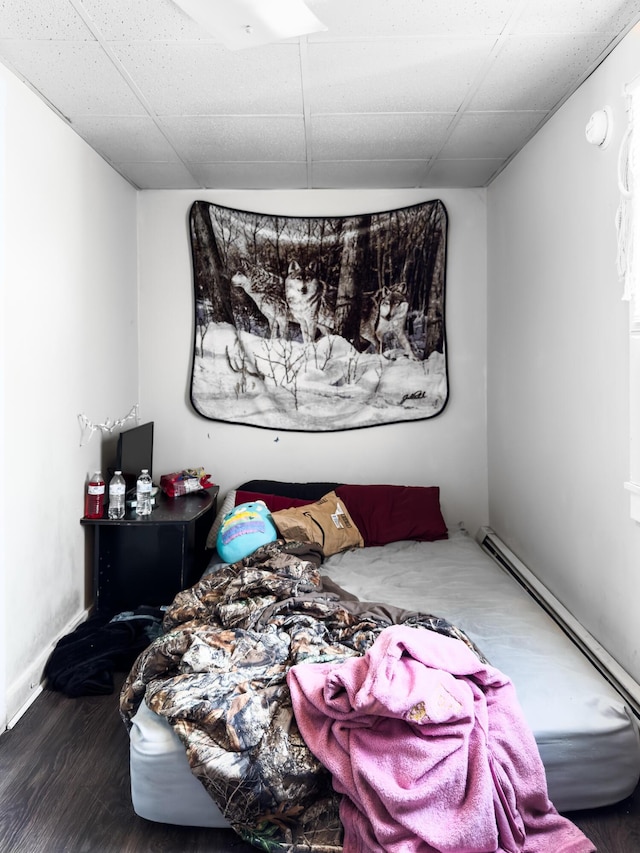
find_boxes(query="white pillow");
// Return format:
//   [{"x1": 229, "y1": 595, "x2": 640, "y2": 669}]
[{"x1": 205, "y1": 489, "x2": 236, "y2": 549}]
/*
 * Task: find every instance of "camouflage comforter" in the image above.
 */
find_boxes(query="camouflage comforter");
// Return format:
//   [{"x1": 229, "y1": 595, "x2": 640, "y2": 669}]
[{"x1": 120, "y1": 540, "x2": 483, "y2": 851}]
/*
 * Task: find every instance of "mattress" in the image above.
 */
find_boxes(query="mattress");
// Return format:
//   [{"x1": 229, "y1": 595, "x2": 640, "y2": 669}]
[{"x1": 129, "y1": 527, "x2": 640, "y2": 826}]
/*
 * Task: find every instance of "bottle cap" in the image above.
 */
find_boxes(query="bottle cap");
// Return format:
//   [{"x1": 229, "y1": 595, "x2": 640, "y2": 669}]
[
  {"x1": 141, "y1": 469, "x2": 148, "y2": 473},
  {"x1": 115, "y1": 470, "x2": 122, "y2": 475}
]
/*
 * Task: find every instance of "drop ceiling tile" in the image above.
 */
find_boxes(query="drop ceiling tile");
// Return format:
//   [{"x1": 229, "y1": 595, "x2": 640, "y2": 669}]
[
  {"x1": 113, "y1": 42, "x2": 304, "y2": 115},
  {"x1": 307, "y1": 38, "x2": 495, "y2": 113},
  {"x1": 311, "y1": 113, "x2": 455, "y2": 160},
  {"x1": 468, "y1": 32, "x2": 618, "y2": 111},
  {"x1": 161, "y1": 116, "x2": 306, "y2": 162},
  {"x1": 307, "y1": 0, "x2": 521, "y2": 38},
  {"x1": 115, "y1": 161, "x2": 201, "y2": 189},
  {"x1": 427, "y1": 158, "x2": 505, "y2": 186},
  {"x1": 79, "y1": 0, "x2": 206, "y2": 41},
  {"x1": 0, "y1": 0, "x2": 93, "y2": 39},
  {"x1": 311, "y1": 160, "x2": 430, "y2": 189},
  {"x1": 512, "y1": 0, "x2": 640, "y2": 34},
  {"x1": 0, "y1": 40, "x2": 144, "y2": 115},
  {"x1": 439, "y1": 111, "x2": 547, "y2": 158},
  {"x1": 1, "y1": 0, "x2": 636, "y2": 191},
  {"x1": 190, "y1": 162, "x2": 309, "y2": 189},
  {"x1": 69, "y1": 116, "x2": 181, "y2": 162}
]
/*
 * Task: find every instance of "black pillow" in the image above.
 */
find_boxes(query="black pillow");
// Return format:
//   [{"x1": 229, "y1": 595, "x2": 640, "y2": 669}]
[{"x1": 238, "y1": 480, "x2": 342, "y2": 501}]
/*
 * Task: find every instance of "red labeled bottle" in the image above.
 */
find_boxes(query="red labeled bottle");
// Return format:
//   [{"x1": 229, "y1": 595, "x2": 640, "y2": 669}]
[{"x1": 85, "y1": 470, "x2": 105, "y2": 519}]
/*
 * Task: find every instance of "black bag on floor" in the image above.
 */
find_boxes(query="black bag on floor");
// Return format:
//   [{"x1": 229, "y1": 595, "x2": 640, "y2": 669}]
[{"x1": 44, "y1": 607, "x2": 164, "y2": 697}]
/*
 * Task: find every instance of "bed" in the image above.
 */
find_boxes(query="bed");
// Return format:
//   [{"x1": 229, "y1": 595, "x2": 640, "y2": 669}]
[{"x1": 120, "y1": 481, "x2": 640, "y2": 851}]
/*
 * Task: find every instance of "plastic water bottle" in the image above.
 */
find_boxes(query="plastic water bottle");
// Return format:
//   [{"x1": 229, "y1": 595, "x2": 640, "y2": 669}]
[
  {"x1": 136, "y1": 469, "x2": 152, "y2": 516},
  {"x1": 85, "y1": 471, "x2": 105, "y2": 519},
  {"x1": 108, "y1": 470, "x2": 126, "y2": 519}
]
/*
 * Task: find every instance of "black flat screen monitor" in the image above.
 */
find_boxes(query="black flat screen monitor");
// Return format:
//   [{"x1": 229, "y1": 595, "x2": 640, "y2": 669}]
[{"x1": 116, "y1": 421, "x2": 154, "y2": 491}]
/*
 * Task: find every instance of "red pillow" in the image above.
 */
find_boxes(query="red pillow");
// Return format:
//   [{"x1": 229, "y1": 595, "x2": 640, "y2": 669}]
[
  {"x1": 335, "y1": 484, "x2": 448, "y2": 546},
  {"x1": 235, "y1": 490, "x2": 313, "y2": 513}
]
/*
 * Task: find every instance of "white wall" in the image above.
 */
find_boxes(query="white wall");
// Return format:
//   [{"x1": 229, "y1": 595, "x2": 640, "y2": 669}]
[
  {"x1": 487, "y1": 27, "x2": 640, "y2": 681},
  {"x1": 137, "y1": 188, "x2": 489, "y2": 535},
  {"x1": 1, "y1": 64, "x2": 138, "y2": 724}
]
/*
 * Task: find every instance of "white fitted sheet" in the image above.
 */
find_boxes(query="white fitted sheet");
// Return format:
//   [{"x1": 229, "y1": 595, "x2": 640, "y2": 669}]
[{"x1": 129, "y1": 528, "x2": 640, "y2": 825}]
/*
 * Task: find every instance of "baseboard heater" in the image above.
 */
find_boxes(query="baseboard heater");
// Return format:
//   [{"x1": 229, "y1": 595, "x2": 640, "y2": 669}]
[{"x1": 478, "y1": 526, "x2": 640, "y2": 719}]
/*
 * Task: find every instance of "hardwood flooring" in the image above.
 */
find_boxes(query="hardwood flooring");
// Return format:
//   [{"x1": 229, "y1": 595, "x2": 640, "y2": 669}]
[
  {"x1": 1, "y1": 675, "x2": 639, "y2": 852},
  {"x1": 0, "y1": 675, "x2": 253, "y2": 853}
]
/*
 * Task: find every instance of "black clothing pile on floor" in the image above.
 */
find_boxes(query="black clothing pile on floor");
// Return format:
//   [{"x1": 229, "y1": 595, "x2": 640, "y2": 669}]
[{"x1": 44, "y1": 607, "x2": 164, "y2": 697}]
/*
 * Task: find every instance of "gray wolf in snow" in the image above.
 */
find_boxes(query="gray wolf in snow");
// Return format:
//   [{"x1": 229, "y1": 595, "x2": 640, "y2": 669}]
[
  {"x1": 231, "y1": 267, "x2": 289, "y2": 339},
  {"x1": 284, "y1": 260, "x2": 334, "y2": 344},
  {"x1": 360, "y1": 284, "x2": 417, "y2": 360}
]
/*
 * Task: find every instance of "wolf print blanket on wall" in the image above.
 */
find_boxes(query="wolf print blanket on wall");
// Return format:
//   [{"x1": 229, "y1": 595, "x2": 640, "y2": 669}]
[{"x1": 189, "y1": 200, "x2": 448, "y2": 431}]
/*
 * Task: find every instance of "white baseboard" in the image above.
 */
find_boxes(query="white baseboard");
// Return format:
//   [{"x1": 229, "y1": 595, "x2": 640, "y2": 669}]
[
  {"x1": 4, "y1": 607, "x2": 90, "y2": 731},
  {"x1": 6, "y1": 684, "x2": 44, "y2": 730}
]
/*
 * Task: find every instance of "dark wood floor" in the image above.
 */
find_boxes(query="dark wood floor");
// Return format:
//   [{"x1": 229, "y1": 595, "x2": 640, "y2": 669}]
[
  {"x1": 1, "y1": 675, "x2": 639, "y2": 852},
  {"x1": 0, "y1": 675, "x2": 254, "y2": 853}
]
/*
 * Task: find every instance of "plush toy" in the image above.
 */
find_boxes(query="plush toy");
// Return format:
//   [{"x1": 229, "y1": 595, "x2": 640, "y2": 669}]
[{"x1": 216, "y1": 500, "x2": 278, "y2": 563}]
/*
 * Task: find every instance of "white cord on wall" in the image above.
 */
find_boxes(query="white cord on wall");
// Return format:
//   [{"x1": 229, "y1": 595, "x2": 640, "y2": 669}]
[{"x1": 616, "y1": 81, "x2": 640, "y2": 303}]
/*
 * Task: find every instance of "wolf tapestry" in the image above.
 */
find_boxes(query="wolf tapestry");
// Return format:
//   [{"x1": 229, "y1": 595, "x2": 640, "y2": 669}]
[{"x1": 189, "y1": 199, "x2": 448, "y2": 431}]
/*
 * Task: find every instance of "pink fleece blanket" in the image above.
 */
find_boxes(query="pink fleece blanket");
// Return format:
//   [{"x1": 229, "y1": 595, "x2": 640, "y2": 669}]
[{"x1": 287, "y1": 625, "x2": 595, "y2": 853}]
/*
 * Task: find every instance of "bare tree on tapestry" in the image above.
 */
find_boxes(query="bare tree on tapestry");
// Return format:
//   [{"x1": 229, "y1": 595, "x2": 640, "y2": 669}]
[{"x1": 189, "y1": 200, "x2": 448, "y2": 431}]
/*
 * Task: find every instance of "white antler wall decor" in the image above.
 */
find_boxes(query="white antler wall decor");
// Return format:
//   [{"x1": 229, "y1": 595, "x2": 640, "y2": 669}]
[{"x1": 77, "y1": 404, "x2": 139, "y2": 446}]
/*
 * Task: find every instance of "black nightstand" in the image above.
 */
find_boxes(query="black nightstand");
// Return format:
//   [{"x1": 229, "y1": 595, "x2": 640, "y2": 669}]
[{"x1": 81, "y1": 487, "x2": 218, "y2": 616}]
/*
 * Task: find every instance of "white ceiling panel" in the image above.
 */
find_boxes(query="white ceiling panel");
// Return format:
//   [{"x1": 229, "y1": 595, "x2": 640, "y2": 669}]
[
  {"x1": 112, "y1": 42, "x2": 304, "y2": 116},
  {"x1": 116, "y1": 161, "x2": 201, "y2": 189},
  {"x1": 79, "y1": 0, "x2": 207, "y2": 42},
  {"x1": 1, "y1": 0, "x2": 639, "y2": 189},
  {"x1": 426, "y1": 158, "x2": 507, "y2": 187},
  {"x1": 511, "y1": 0, "x2": 640, "y2": 34},
  {"x1": 0, "y1": 39, "x2": 145, "y2": 116},
  {"x1": 439, "y1": 111, "x2": 548, "y2": 158},
  {"x1": 312, "y1": 160, "x2": 431, "y2": 189},
  {"x1": 311, "y1": 113, "x2": 455, "y2": 161},
  {"x1": 468, "y1": 32, "x2": 620, "y2": 111},
  {"x1": 190, "y1": 162, "x2": 309, "y2": 189},
  {"x1": 307, "y1": 38, "x2": 496, "y2": 114},
  {"x1": 161, "y1": 116, "x2": 307, "y2": 162},
  {"x1": 306, "y1": 0, "x2": 523, "y2": 38},
  {"x1": 69, "y1": 116, "x2": 181, "y2": 162},
  {"x1": 0, "y1": 0, "x2": 93, "y2": 39}
]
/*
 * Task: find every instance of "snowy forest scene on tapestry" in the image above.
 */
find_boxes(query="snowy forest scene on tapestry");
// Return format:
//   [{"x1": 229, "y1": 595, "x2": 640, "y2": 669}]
[{"x1": 189, "y1": 199, "x2": 448, "y2": 431}]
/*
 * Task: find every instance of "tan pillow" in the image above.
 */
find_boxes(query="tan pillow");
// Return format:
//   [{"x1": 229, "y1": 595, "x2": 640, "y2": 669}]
[{"x1": 271, "y1": 491, "x2": 364, "y2": 556}]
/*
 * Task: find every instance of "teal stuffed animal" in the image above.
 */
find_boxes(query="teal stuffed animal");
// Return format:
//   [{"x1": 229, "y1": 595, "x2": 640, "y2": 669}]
[{"x1": 216, "y1": 500, "x2": 278, "y2": 563}]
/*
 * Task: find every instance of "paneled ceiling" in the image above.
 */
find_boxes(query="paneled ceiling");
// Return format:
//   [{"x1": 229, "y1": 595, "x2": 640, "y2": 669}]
[{"x1": 2, "y1": 0, "x2": 640, "y2": 190}]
